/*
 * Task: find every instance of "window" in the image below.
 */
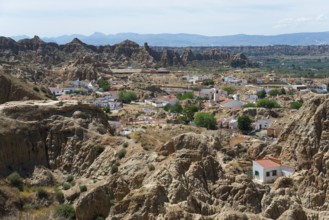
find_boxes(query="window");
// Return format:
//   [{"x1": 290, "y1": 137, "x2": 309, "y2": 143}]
[
  {"x1": 272, "y1": 170, "x2": 277, "y2": 176},
  {"x1": 254, "y1": 171, "x2": 259, "y2": 176},
  {"x1": 266, "y1": 172, "x2": 270, "y2": 177}
]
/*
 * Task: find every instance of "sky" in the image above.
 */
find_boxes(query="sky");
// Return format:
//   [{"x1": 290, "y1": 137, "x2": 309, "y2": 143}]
[{"x1": 0, "y1": 0, "x2": 328, "y2": 37}]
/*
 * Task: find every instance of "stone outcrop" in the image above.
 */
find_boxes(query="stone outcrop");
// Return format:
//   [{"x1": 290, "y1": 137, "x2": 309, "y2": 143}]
[
  {"x1": 0, "y1": 100, "x2": 109, "y2": 176},
  {"x1": 0, "y1": 72, "x2": 49, "y2": 104}
]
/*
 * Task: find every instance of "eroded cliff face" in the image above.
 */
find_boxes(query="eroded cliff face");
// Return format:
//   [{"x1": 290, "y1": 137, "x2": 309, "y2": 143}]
[
  {"x1": 0, "y1": 100, "x2": 109, "y2": 176},
  {"x1": 263, "y1": 94, "x2": 329, "y2": 216},
  {"x1": 0, "y1": 73, "x2": 49, "y2": 104}
]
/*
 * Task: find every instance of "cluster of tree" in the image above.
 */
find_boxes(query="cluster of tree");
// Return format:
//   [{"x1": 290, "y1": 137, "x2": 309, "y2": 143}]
[
  {"x1": 164, "y1": 103, "x2": 199, "y2": 124},
  {"x1": 164, "y1": 103, "x2": 183, "y2": 113},
  {"x1": 176, "y1": 92, "x2": 195, "y2": 100},
  {"x1": 97, "y1": 79, "x2": 110, "y2": 91},
  {"x1": 194, "y1": 112, "x2": 217, "y2": 130},
  {"x1": 243, "y1": 98, "x2": 281, "y2": 109},
  {"x1": 268, "y1": 88, "x2": 286, "y2": 97},
  {"x1": 118, "y1": 91, "x2": 138, "y2": 103},
  {"x1": 256, "y1": 88, "x2": 287, "y2": 99}
]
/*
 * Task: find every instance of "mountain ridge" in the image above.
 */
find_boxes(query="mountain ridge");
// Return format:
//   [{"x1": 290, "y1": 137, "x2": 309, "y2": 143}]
[{"x1": 10, "y1": 31, "x2": 329, "y2": 46}]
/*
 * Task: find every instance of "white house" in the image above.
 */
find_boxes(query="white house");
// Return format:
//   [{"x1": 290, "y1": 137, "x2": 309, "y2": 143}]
[
  {"x1": 222, "y1": 76, "x2": 236, "y2": 83},
  {"x1": 253, "y1": 119, "x2": 273, "y2": 130},
  {"x1": 253, "y1": 157, "x2": 294, "y2": 183},
  {"x1": 220, "y1": 117, "x2": 238, "y2": 129},
  {"x1": 48, "y1": 87, "x2": 63, "y2": 96}
]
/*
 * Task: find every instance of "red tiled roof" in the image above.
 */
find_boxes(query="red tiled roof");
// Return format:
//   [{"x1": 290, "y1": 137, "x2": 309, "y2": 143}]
[{"x1": 255, "y1": 159, "x2": 281, "y2": 168}]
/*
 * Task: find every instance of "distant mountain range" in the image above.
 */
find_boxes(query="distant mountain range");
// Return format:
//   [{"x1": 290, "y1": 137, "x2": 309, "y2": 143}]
[{"x1": 10, "y1": 32, "x2": 329, "y2": 47}]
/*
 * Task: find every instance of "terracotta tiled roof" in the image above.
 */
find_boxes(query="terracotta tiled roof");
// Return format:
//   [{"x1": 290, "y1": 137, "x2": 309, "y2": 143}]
[{"x1": 255, "y1": 159, "x2": 281, "y2": 168}]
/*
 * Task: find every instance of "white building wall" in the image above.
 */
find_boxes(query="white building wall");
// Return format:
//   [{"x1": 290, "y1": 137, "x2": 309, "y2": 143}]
[
  {"x1": 252, "y1": 162, "x2": 265, "y2": 183},
  {"x1": 263, "y1": 167, "x2": 282, "y2": 183}
]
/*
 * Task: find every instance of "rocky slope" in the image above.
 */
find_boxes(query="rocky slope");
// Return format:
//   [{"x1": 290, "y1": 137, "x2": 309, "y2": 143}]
[
  {"x1": 0, "y1": 72, "x2": 50, "y2": 104},
  {"x1": 1, "y1": 95, "x2": 329, "y2": 219},
  {"x1": 264, "y1": 94, "x2": 329, "y2": 214}
]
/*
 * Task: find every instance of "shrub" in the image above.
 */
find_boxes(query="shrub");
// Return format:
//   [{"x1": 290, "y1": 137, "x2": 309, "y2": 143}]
[
  {"x1": 102, "y1": 106, "x2": 111, "y2": 113},
  {"x1": 66, "y1": 175, "x2": 74, "y2": 182},
  {"x1": 111, "y1": 164, "x2": 118, "y2": 174},
  {"x1": 123, "y1": 142, "x2": 129, "y2": 148},
  {"x1": 176, "y1": 92, "x2": 195, "y2": 100},
  {"x1": 54, "y1": 204, "x2": 76, "y2": 220},
  {"x1": 290, "y1": 101, "x2": 303, "y2": 109},
  {"x1": 79, "y1": 185, "x2": 87, "y2": 192},
  {"x1": 243, "y1": 103, "x2": 256, "y2": 108},
  {"x1": 97, "y1": 79, "x2": 111, "y2": 91},
  {"x1": 36, "y1": 187, "x2": 48, "y2": 199},
  {"x1": 33, "y1": 87, "x2": 40, "y2": 92},
  {"x1": 118, "y1": 91, "x2": 138, "y2": 103},
  {"x1": 63, "y1": 183, "x2": 71, "y2": 190},
  {"x1": 55, "y1": 190, "x2": 64, "y2": 203},
  {"x1": 148, "y1": 164, "x2": 155, "y2": 171},
  {"x1": 94, "y1": 146, "x2": 105, "y2": 157},
  {"x1": 95, "y1": 216, "x2": 105, "y2": 220},
  {"x1": 7, "y1": 171, "x2": 23, "y2": 190},
  {"x1": 116, "y1": 148, "x2": 126, "y2": 159},
  {"x1": 194, "y1": 112, "x2": 217, "y2": 130},
  {"x1": 268, "y1": 89, "x2": 283, "y2": 97}
]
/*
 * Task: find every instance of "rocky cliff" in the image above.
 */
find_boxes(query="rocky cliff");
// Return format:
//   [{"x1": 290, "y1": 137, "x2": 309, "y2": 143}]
[{"x1": 0, "y1": 100, "x2": 109, "y2": 176}]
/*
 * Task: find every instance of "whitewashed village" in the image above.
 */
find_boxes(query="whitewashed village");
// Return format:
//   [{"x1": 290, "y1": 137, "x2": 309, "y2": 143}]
[{"x1": 46, "y1": 67, "x2": 328, "y2": 184}]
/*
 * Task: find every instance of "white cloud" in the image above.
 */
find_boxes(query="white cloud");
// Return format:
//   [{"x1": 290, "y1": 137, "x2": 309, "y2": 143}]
[{"x1": 273, "y1": 14, "x2": 328, "y2": 29}]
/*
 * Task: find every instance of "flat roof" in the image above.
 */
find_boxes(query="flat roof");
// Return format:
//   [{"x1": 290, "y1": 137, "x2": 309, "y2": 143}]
[{"x1": 254, "y1": 159, "x2": 280, "y2": 169}]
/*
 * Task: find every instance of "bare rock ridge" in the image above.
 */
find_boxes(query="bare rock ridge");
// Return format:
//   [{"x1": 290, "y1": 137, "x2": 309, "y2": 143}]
[{"x1": 0, "y1": 36, "x2": 253, "y2": 71}]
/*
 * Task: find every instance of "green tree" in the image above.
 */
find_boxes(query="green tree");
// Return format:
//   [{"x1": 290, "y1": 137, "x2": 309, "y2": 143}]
[
  {"x1": 243, "y1": 103, "x2": 256, "y2": 108},
  {"x1": 256, "y1": 89, "x2": 266, "y2": 99},
  {"x1": 179, "y1": 105, "x2": 199, "y2": 124},
  {"x1": 164, "y1": 103, "x2": 183, "y2": 113},
  {"x1": 237, "y1": 115, "x2": 253, "y2": 133},
  {"x1": 222, "y1": 86, "x2": 236, "y2": 95},
  {"x1": 268, "y1": 89, "x2": 282, "y2": 97},
  {"x1": 290, "y1": 101, "x2": 303, "y2": 109},
  {"x1": 97, "y1": 79, "x2": 110, "y2": 91},
  {"x1": 118, "y1": 91, "x2": 138, "y2": 103},
  {"x1": 202, "y1": 79, "x2": 215, "y2": 86},
  {"x1": 256, "y1": 98, "x2": 281, "y2": 109},
  {"x1": 176, "y1": 92, "x2": 195, "y2": 100},
  {"x1": 194, "y1": 112, "x2": 217, "y2": 130}
]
